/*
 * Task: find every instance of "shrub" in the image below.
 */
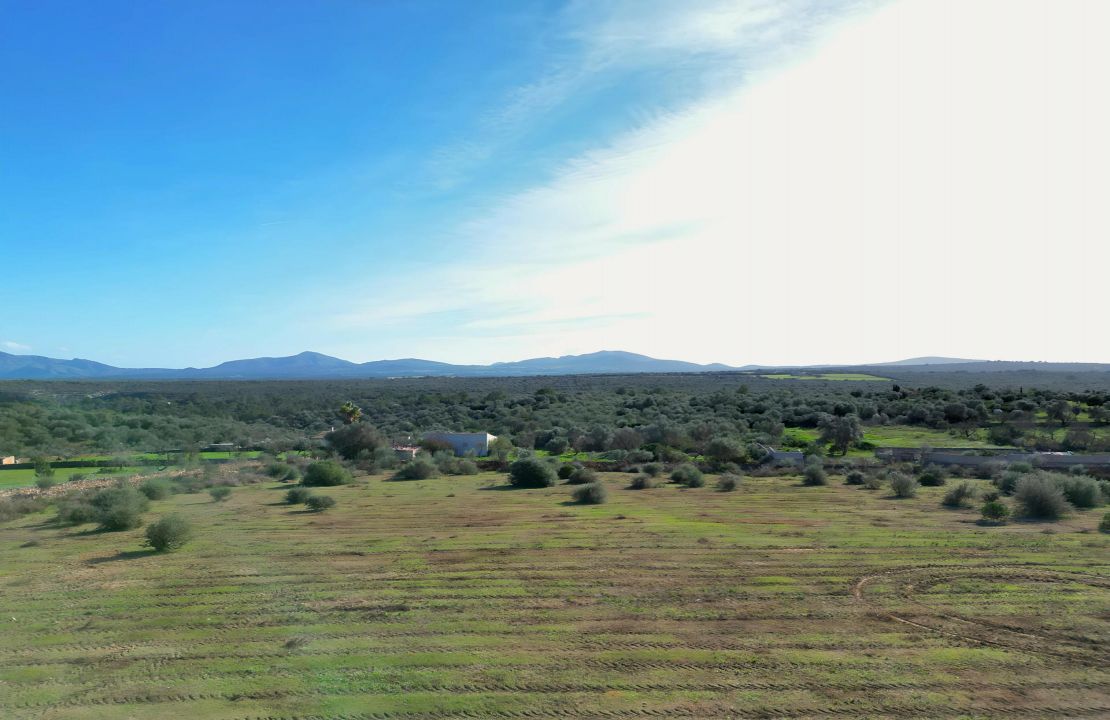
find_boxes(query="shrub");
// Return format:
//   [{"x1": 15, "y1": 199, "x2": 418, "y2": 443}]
[
  {"x1": 567, "y1": 468, "x2": 598, "y2": 485},
  {"x1": 941, "y1": 481, "x2": 978, "y2": 508},
  {"x1": 671, "y1": 463, "x2": 703, "y2": 487},
  {"x1": 994, "y1": 470, "x2": 1024, "y2": 496},
  {"x1": 1014, "y1": 475, "x2": 1070, "y2": 520},
  {"x1": 285, "y1": 487, "x2": 312, "y2": 504},
  {"x1": 862, "y1": 475, "x2": 884, "y2": 490},
  {"x1": 209, "y1": 486, "x2": 232, "y2": 502},
  {"x1": 628, "y1": 473, "x2": 661, "y2": 490},
  {"x1": 844, "y1": 470, "x2": 865, "y2": 486},
  {"x1": 394, "y1": 457, "x2": 439, "y2": 480},
  {"x1": 802, "y1": 460, "x2": 827, "y2": 487},
  {"x1": 716, "y1": 474, "x2": 741, "y2": 492},
  {"x1": 144, "y1": 514, "x2": 193, "y2": 552},
  {"x1": 917, "y1": 466, "x2": 947, "y2": 487},
  {"x1": 139, "y1": 478, "x2": 173, "y2": 500},
  {"x1": 1059, "y1": 475, "x2": 1102, "y2": 509},
  {"x1": 889, "y1": 472, "x2": 918, "y2": 498},
  {"x1": 264, "y1": 463, "x2": 300, "y2": 482},
  {"x1": 35, "y1": 476, "x2": 57, "y2": 490},
  {"x1": 981, "y1": 500, "x2": 1011, "y2": 523},
  {"x1": 508, "y1": 457, "x2": 558, "y2": 488},
  {"x1": 91, "y1": 485, "x2": 150, "y2": 531},
  {"x1": 303, "y1": 461, "x2": 353, "y2": 487},
  {"x1": 641, "y1": 463, "x2": 663, "y2": 477},
  {"x1": 572, "y1": 482, "x2": 607, "y2": 505},
  {"x1": 1100, "y1": 512, "x2": 1110, "y2": 533},
  {"x1": 305, "y1": 495, "x2": 336, "y2": 511},
  {"x1": 557, "y1": 464, "x2": 577, "y2": 480},
  {"x1": 981, "y1": 489, "x2": 1001, "y2": 503}
]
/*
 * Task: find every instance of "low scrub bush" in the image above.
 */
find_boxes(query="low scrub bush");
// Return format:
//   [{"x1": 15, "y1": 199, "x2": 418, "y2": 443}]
[
  {"x1": 1014, "y1": 475, "x2": 1070, "y2": 520},
  {"x1": 139, "y1": 478, "x2": 174, "y2": 501},
  {"x1": 862, "y1": 474, "x2": 884, "y2": 490},
  {"x1": 567, "y1": 468, "x2": 598, "y2": 485},
  {"x1": 144, "y1": 514, "x2": 192, "y2": 552},
  {"x1": 980, "y1": 500, "x2": 1011, "y2": 523},
  {"x1": 572, "y1": 482, "x2": 607, "y2": 505},
  {"x1": 1100, "y1": 512, "x2": 1110, "y2": 533},
  {"x1": 0, "y1": 496, "x2": 49, "y2": 522},
  {"x1": 264, "y1": 462, "x2": 300, "y2": 482},
  {"x1": 35, "y1": 477, "x2": 58, "y2": 490},
  {"x1": 941, "y1": 481, "x2": 978, "y2": 508},
  {"x1": 628, "y1": 473, "x2": 661, "y2": 490},
  {"x1": 557, "y1": 464, "x2": 577, "y2": 480},
  {"x1": 889, "y1": 472, "x2": 918, "y2": 498},
  {"x1": 640, "y1": 463, "x2": 663, "y2": 477},
  {"x1": 844, "y1": 470, "x2": 865, "y2": 485},
  {"x1": 303, "y1": 460, "x2": 353, "y2": 486},
  {"x1": 394, "y1": 457, "x2": 439, "y2": 480},
  {"x1": 285, "y1": 487, "x2": 312, "y2": 504},
  {"x1": 209, "y1": 486, "x2": 232, "y2": 502},
  {"x1": 671, "y1": 463, "x2": 703, "y2": 487},
  {"x1": 305, "y1": 495, "x2": 336, "y2": 511},
  {"x1": 508, "y1": 457, "x2": 558, "y2": 488},
  {"x1": 716, "y1": 474, "x2": 741, "y2": 492}
]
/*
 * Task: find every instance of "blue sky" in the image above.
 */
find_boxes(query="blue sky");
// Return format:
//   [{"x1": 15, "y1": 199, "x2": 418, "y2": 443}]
[{"x1": 2, "y1": 0, "x2": 1108, "y2": 367}]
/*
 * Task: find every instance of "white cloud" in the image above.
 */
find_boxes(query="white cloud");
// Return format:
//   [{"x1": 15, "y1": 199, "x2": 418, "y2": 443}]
[
  {"x1": 2, "y1": 340, "x2": 31, "y2": 352},
  {"x1": 339, "y1": 0, "x2": 1110, "y2": 365}
]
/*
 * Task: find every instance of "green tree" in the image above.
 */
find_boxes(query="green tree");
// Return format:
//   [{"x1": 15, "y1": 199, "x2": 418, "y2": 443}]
[{"x1": 818, "y1": 414, "x2": 863, "y2": 455}]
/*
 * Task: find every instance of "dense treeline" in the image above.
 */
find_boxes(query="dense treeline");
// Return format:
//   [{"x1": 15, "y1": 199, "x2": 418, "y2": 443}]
[{"x1": 1, "y1": 372, "x2": 1108, "y2": 457}]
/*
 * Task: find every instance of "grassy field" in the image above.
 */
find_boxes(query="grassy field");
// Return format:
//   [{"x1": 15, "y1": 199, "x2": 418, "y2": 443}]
[
  {"x1": 0, "y1": 470, "x2": 1107, "y2": 719},
  {"x1": 762, "y1": 373, "x2": 891, "y2": 381}
]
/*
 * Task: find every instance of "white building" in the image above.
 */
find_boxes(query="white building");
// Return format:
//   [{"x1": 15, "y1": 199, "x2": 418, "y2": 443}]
[{"x1": 422, "y1": 432, "x2": 497, "y2": 457}]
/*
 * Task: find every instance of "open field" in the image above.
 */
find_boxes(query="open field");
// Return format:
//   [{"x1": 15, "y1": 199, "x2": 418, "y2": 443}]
[
  {"x1": 1, "y1": 470, "x2": 1107, "y2": 719},
  {"x1": 0, "y1": 467, "x2": 141, "y2": 491}
]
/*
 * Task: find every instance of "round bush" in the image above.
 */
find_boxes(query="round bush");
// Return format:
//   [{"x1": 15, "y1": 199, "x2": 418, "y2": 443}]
[
  {"x1": 640, "y1": 463, "x2": 663, "y2": 477},
  {"x1": 393, "y1": 457, "x2": 439, "y2": 480},
  {"x1": 1014, "y1": 475, "x2": 1070, "y2": 519},
  {"x1": 144, "y1": 514, "x2": 193, "y2": 552},
  {"x1": 671, "y1": 463, "x2": 703, "y2": 487},
  {"x1": 209, "y1": 486, "x2": 232, "y2": 502},
  {"x1": 889, "y1": 472, "x2": 918, "y2": 498},
  {"x1": 981, "y1": 500, "x2": 1011, "y2": 523},
  {"x1": 305, "y1": 495, "x2": 337, "y2": 511},
  {"x1": 567, "y1": 468, "x2": 598, "y2": 485},
  {"x1": 302, "y1": 461, "x2": 353, "y2": 487},
  {"x1": 56, "y1": 498, "x2": 99, "y2": 526},
  {"x1": 628, "y1": 473, "x2": 661, "y2": 490},
  {"x1": 802, "y1": 462, "x2": 827, "y2": 487},
  {"x1": 572, "y1": 482, "x2": 607, "y2": 505},
  {"x1": 91, "y1": 486, "x2": 150, "y2": 531},
  {"x1": 285, "y1": 487, "x2": 312, "y2": 504},
  {"x1": 139, "y1": 478, "x2": 173, "y2": 500},
  {"x1": 1099, "y1": 512, "x2": 1110, "y2": 534},
  {"x1": 716, "y1": 474, "x2": 741, "y2": 492},
  {"x1": 917, "y1": 466, "x2": 947, "y2": 487},
  {"x1": 844, "y1": 470, "x2": 865, "y2": 486},
  {"x1": 1059, "y1": 475, "x2": 1102, "y2": 509},
  {"x1": 508, "y1": 457, "x2": 558, "y2": 488},
  {"x1": 35, "y1": 476, "x2": 58, "y2": 490},
  {"x1": 557, "y1": 464, "x2": 577, "y2": 480}
]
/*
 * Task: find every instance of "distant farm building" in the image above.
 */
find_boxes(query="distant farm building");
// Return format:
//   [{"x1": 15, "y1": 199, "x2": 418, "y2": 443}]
[
  {"x1": 0, "y1": 455, "x2": 15, "y2": 465},
  {"x1": 392, "y1": 445, "x2": 419, "y2": 461},
  {"x1": 422, "y1": 432, "x2": 497, "y2": 457},
  {"x1": 755, "y1": 444, "x2": 805, "y2": 467}
]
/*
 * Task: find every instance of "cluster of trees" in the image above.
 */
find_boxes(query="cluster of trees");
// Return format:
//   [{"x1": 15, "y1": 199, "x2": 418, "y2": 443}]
[{"x1": 2, "y1": 374, "x2": 1108, "y2": 459}]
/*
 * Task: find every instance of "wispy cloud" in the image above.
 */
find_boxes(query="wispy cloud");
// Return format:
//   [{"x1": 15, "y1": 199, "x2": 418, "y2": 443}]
[
  {"x1": 331, "y1": 0, "x2": 1110, "y2": 366},
  {"x1": 2, "y1": 340, "x2": 31, "y2": 352}
]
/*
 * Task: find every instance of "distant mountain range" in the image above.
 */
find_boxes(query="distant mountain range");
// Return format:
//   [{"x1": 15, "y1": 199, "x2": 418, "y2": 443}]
[{"x1": 0, "y1": 350, "x2": 1106, "y2": 380}]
